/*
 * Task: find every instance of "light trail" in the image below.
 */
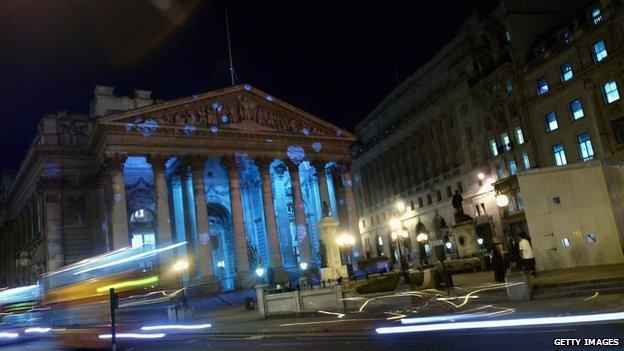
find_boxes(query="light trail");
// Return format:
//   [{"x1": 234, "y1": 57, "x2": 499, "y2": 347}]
[
  {"x1": 141, "y1": 323, "x2": 212, "y2": 331},
  {"x1": 74, "y1": 242, "x2": 187, "y2": 275},
  {"x1": 24, "y1": 327, "x2": 51, "y2": 334},
  {"x1": 0, "y1": 332, "x2": 19, "y2": 339},
  {"x1": 96, "y1": 276, "x2": 159, "y2": 293},
  {"x1": 376, "y1": 311, "x2": 624, "y2": 334},
  {"x1": 98, "y1": 333, "x2": 166, "y2": 339}
]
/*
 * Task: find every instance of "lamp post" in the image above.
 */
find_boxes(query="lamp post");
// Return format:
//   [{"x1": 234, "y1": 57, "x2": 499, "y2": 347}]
[
  {"x1": 389, "y1": 218, "x2": 410, "y2": 283},
  {"x1": 416, "y1": 232, "x2": 429, "y2": 266},
  {"x1": 337, "y1": 233, "x2": 355, "y2": 264},
  {"x1": 496, "y1": 193, "x2": 519, "y2": 271},
  {"x1": 172, "y1": 259, "x2": 189, "y2": 307}
]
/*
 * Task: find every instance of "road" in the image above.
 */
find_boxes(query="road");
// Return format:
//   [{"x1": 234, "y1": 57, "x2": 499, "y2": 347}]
[{"x1": 2, "y1": 321, "x2": 622, "y2": 351}]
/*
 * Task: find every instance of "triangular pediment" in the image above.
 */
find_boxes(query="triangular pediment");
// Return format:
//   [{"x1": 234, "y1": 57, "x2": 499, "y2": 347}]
[{"x1": 97, "y1": 85, "x2": 355, "y2": 140}]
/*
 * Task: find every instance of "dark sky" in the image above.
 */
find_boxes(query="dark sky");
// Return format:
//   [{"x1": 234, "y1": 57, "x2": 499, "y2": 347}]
[{"x1": 0, "y1": 0, "x2": 497, "y2": 173}]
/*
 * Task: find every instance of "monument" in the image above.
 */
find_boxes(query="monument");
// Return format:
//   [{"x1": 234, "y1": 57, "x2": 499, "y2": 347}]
[
  {"x1": 317, "y1": 216, "x2": 347, "y2": 280},
  {"x1": 451, "y1": 190, "x2": 480, "y2": 257}
]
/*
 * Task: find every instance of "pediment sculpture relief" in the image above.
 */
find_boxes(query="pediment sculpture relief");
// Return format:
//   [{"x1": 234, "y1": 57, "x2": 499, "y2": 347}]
[{"x1": 148, "y1": 94, "x2": 329, "y2": 136}]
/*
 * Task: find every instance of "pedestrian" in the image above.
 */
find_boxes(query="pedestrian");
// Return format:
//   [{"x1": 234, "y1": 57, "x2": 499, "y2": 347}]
[
  {"x1": 518, "y1": 232, "x2": 536, "y2": 277},
  {"x1": 491, "y1": 241, "x2": 506, "y2": 283}
]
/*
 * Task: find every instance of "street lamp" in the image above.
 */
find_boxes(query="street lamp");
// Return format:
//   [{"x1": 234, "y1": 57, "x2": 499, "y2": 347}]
[
  {"x1": 337, "y1": 233, "x2": 356, "y2": 265},
  {"x1": 171, "y1": 259, "x2": 189, "y2": 306},
  {"x1": 496, "y1": 194, "x2": 509, "y2": 207},
  {"x1": 496, "y1": 193, "x2": 519, "y2": 271},
  {"x1": 395, "y1": 201, "x2": 406, "y2": 213},
  {"x1": 255, "y1": 267, "x2": 265, "y2": 278},
  {"x1": 299, "y1": 262, "x2": 308, "y2": 271},
  {"x1": 478, "y1": 172, "x2": 486, "y2": 186},
  {"x1": 416, "y1": 232, "x2": 429, "y2": 266},
  {"x1": 389, "y1": 218, "x2": 410, "y2": 283}
]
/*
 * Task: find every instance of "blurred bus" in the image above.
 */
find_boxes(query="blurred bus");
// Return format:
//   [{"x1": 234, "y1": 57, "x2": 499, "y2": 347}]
[
  {"x1": 40, "y1": 241, "x2": 188, "y2": 349},
  {"x1": 0, "y1": 284, "x2": 47, "y2": 344}
]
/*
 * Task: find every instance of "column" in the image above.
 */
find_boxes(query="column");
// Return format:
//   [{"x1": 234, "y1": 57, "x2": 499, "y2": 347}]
[
  {"x1": 341, "y1": 160, "x2": 363, "y2": 259},
  {"x1": 40, "y1": 179, "x2": 64, "y2": 270},
  {"x1": 105, "y1": 154, "x2": 129, "y2": 249},
  {"x1": 287, "y1": 160, "x2": 311, "y2": 265},
  {"x1": 256, "y1": 157, "x2": 282, "y2": 268},
  {"x1": 223, "y1": 155, "x2": 253, "y2": 288},
  {"x1": 188, "y1": 156, "x2": 219, "y2": 290},
  {"x1": 149, "y1": 155, "x2": 172, "y2": 244},
  {"x1": 312, "y1": 159, "x2": 331, "y2": 217}
]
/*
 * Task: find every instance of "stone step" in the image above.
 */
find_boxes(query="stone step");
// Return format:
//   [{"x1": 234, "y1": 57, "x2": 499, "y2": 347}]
[
  {"x1": 533, "y1": 280, "x2": 624, "y2": 294},
  {"x1": 532, "y1": 285, "x2": 624, "y2": 300},
  {"x1": 533, "y1": 276, "x2": 624, "y2": 290}
]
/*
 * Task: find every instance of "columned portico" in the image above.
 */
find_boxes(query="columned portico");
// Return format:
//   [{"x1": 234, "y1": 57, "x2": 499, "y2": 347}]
[
  {"x1": 257, "y1": 157, "x2": 282, "y2": 270},
  {"x1": 87, "y1": 84, "x2": 355, "y2": 292},
  {"x1": 188, "y1": 156, "x2": 219, "y2": 290},
  {"x1": 312, "y1": 159, "x2": 332, "y2": 216},
  {"x1": 105, "y1": 155, "x2": 129, "y2": 249},
  {"x1": 149, "y1": 154, "x2": 173, "y2": 245},
  {"x1": 223, "y1": 155, "x2": 254, "y2": 288},
  {"x1": 287, "y1": 161, "x2": 311, "y2": 265}
]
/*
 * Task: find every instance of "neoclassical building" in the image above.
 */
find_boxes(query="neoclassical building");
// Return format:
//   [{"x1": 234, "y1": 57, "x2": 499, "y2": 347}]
[{"x1": 0, "y1": 84, "x2": 360, "y2": 290}]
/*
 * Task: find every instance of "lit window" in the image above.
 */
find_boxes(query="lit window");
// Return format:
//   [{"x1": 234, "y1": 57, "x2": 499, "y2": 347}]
[
  {"x1": 522, "y1": 152, "x2": 531, "y2": 170},
  {"x1": 592, "y1": 40, "x2": 608, "y2": 62},
  {"x1": 545, "y1": 111, "x2": 559, "y2": 132},
  {"x1": 505, "y1": 30, "x2": 512, "y2": 42},
  {"x1": 560, "y1": 61, "x2": 573, "y2": 82},
  {"x1": 603, "y1": 80, "x2": 620, "y2": 103},
  {"x1": 515, "y1": 127, "x2": 525, "y2": 145},
  {"x1": 492, "y1": 84, "x2": 500, "y2": 98},
  {"x1": 505, "y1": 78, "x2": 513, "y2": 93},
  {"x1": 569, "y1": 99, "x2": 584, "y2": 120},
  {"x1": 591, "y1": 7, "x2": 602, "y2": 25},
  {"x1": 501, "y1": 133, "x2": 511, "y2": 151},
  {"x1": 490, "y1": 139, "x2": 499, "y2": 156},
  {"x1": 536, "y1": 76, "x2": 549, "y2": 95},
  {"x1": 561, "y1": 237, "x2": 571, "y2": 247},
  {"x1": 577, "y1": 132, "x2": 595, "y2": 161},
  {"x1": 496, "y1": 164, "x2": 505, "y2": 179},
  {"x1": 508, "y1": 160, "x2": 517, "y2": 175},
  {"x1": 553, "y1": 143, "x2": 567, "y2": 166}
]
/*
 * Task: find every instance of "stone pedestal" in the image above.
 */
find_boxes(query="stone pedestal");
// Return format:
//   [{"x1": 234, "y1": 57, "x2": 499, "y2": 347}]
[
  {"x1": 451, "y1": 220, "x2": 479, "y2": 257},
  {"x1": 317, "y1": 217, "x2": 348, "y2": 280}
]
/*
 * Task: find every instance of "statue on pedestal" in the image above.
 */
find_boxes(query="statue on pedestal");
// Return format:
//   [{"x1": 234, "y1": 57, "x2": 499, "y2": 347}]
[{"x1": 452, "y1": 190, "x2": 472, "y2": 223}]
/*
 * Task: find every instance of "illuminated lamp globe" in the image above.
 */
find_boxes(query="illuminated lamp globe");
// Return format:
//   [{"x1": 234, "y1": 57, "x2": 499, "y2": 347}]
[
  {"x1": 477, "y1": 173, "x2": 486, "y2": 180},
  {"x1": 496, "y1": 194, "x2": 510, "y2": 208}
]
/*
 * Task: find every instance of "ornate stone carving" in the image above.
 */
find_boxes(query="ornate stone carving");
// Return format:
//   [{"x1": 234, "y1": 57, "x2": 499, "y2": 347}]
[
  {"x1": 102, "y1": 154, "x2": 127, "y2": 171},
  {"x1": 147, "y1": 154, "x2": 170, "y2": 169}
]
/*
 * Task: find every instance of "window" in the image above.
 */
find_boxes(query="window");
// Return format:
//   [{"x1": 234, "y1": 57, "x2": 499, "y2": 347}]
[
  {"x1": 505, "y1": 78, "x2": 513, "y2": 93},
  {"x1": 410, "y1": 201, "x2": 415, "y2": 211},
  {"x1": 560, "y1": 61, "x2": 573, "y2": 82},
  {"x1": 577, "y1": 132, "x2": 595, "y2": 161},
  {"x1": 492, "y1": 84, "x2": 500, "y2": 98},
  {"x1": 522, "y1": 152, "x2": 531, "y2": 170},
  {"x1": 362, "y1": 219, "x2": 366, "y2": 228},
  {"x1": 501, "y1": 133, "x2": 511, "y2": 151},
  {"x1": 536, "y1": 76, "x2": 549, "y2": 95},
  {"x1": 569, "y1": 99, "x2": 584, "y2": 120},
  {"x1": 603, "y1": 80, "x2": 620, "y2": 103},
  {"x1": 457, "y1": 181, "x2": 463, "y2": 193},
  {"x1": 436, "y1": 190, "x2": 442, "y2": 201},
  {"x1": 592, "y1": 40, "x2": 607, "y2": 62},
  {"x1": 426, "y1": 194, "x2": 432, "y2": 205},
  {"x1": 418, "y1": 197, "x2": 423, "y2": 208},
  {"x1": 446, "y1": 186, "x2": 452, "y2": 198},
  {"x1": 546, "y1": 111, "x2": 559, "y2": 132},
  {"x1": 508, "y1": 160, "x2": 518, "y2": 175},
  {"x1": 591, "y1": 7, "x2": 602, "y2": 25},
  {"x1": 515, "y1": 127, "x2": 525, "y2": 145},
  {"x1": 505, "y1": 30, "x2": 512, "y2": 42},
  {"x1": 490, "y1": 139, "x2": 499, "y2": 156},
  {"x1": 553, "y1": 143, "x2": 567, "y2": 166},
  {"x1": 496, "y1": 164, "x2": 505, "y2": 179},
  {"x1": 515, "y1": 190, "x2": 525, "y2": 210}
]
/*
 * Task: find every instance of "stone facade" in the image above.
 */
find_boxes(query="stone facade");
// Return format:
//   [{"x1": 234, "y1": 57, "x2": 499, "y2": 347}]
[
  {"x1": 352, "y1": 0, "x2": 624, "y2": 267},
  {"x1": 0, "y1": 84, "x2": 357, "y2": 289}
]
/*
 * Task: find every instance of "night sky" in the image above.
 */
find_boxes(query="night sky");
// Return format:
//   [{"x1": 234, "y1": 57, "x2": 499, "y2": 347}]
[{"x1": 0, "y1": 0, "x2": 497, "y2": 173}]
